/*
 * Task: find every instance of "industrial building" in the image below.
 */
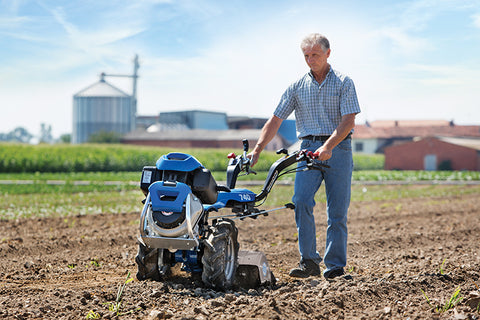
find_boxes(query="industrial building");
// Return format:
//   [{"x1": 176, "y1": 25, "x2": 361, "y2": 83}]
[
  {"x1": 158, "y1": 110, "x2": 228, "y2": 130},
  {"x1": 122, "y1": 128, "x2": 287, "y2": 150},
  {"x1": 123, "y1": 110, "x2": 297, "y2": 150}
]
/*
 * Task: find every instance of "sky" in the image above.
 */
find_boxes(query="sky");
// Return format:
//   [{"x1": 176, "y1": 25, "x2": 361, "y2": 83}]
[{"x1": 1, "y1": 0, "x2": 480, "y2": 139}]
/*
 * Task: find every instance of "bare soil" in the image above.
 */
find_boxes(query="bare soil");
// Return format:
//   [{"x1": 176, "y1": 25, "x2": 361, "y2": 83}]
[{"x1": 1, "y1": 186, "x2": 480, "y2": 319}]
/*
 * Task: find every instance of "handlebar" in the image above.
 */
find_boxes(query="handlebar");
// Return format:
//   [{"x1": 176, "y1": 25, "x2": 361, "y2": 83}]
[
  {"x1": 225, "y1": 140, "x2": 329, "y2": 201},
  {"x1": 225, "y1": 140, "x2": 256, "y2": 189},
  {"x1": 254, "y1": 148, "x2": 329, "y2": 202}
]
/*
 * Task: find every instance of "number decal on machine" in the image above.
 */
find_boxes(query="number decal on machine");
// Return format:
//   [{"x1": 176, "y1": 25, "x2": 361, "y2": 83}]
[{"x1": 239, "y1": 193, "x2": 252, "y2": 201}]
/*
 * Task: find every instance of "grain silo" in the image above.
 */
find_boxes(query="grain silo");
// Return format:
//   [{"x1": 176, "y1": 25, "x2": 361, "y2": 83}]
[{"x1": 72, "y1": 55, "x2": 139, "y2": 144}]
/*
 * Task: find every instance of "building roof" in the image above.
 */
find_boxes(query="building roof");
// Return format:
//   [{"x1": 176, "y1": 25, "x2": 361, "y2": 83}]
[
  {"x1": 74, "y1": 80, "x2": 130, "y2": 98},
  {"x1": 367, "y1": 120, "x2": 452, "y2": 127},
  {"x1": 353, "y1": 123, "x2": 480, "y2": 139},
  {"x1": 159, "y1": 109, "x2": 227, "y2": 117},
  {"x1": 438, "y1": 137, "x2": 480, "y2": 151},
  {"x1": 123, "y1": 129, "x2": 264, "y2": 141}
]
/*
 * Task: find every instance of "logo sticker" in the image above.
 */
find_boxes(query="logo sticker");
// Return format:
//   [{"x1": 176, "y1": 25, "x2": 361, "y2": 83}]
[{"x1": 142, "y1": 170, "x2": 152, "y2": 183}]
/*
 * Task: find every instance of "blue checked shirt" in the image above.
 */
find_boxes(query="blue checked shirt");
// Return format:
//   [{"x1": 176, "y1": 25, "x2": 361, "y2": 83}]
[{"x1": 274, "y1": 66, "x2": 361, "y2": 138}]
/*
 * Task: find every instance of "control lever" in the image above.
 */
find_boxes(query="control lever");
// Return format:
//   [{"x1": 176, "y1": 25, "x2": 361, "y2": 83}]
[
  {"x1": 242, "y1": 139, "x2": 249, "y2": 153},
  {"x1": 307, "y1": 151, "x2": 319, "y2": 159}
]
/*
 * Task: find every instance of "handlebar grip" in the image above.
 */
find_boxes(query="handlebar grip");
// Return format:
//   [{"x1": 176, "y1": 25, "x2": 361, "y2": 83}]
[{"x1": 243, "y1": 139, "x2": 249, "y2": 152}]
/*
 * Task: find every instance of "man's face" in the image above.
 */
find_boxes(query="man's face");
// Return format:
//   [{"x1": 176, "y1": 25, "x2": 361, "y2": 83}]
[{"x1": 302, "y1": 44, "x2": 330, "y2": 73}]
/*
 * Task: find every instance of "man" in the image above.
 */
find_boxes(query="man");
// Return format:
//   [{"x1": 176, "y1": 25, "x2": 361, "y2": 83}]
[{"x1": 249, "y1": 33, "x2": 360, "y2": 279}]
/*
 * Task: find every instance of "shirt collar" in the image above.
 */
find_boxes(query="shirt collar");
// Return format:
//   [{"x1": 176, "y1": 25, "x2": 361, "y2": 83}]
[{"x1": 308, "y1": 65, "x2": 332, "y2": 86}]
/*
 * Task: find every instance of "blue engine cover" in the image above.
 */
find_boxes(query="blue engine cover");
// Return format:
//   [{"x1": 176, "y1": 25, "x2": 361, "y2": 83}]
[
  {"x1": 156, "y1": 153, "x2": 203, "y2": 172},
  {"x1": 149, "y1": 181, "x2": 192, "y2": 212}
]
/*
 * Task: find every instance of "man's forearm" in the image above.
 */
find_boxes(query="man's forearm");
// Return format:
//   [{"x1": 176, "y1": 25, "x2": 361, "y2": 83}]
[
  {"x1": 323, "y1": 113, "x2": 356, "y2": 150},
  {"x1": 249, "y1": 115, "x2": 283, "y2": 167},
  {"x1": 253, "y1": 115, "x2": 283, "y2": 153}
]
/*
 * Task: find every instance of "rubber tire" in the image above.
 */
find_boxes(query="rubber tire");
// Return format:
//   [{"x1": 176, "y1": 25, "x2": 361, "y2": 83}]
[
  {"x1": 135, "y1": 242, "x2": 170, "y2": 281},
  {"x1": 201, "y1": 219, "x2": 239, "y2": 289}
]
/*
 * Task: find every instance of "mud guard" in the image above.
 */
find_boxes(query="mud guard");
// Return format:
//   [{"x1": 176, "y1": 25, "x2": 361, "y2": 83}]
[{"x1": 235, "y1": 251, "x2": 276, "y2": 289}]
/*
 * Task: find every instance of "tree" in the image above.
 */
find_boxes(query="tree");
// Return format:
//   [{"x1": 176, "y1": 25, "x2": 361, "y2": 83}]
[
  {"x1": 0, "y1": 127, "x2": 33, "y2": 143},
  {"x1": 59, "y1": 134, "x2": 71, "y2": 143},
  {"x1": 88, "y1": 131, "x2": 123, "y2": 143},
  {"x1": 39, "y1": 123, "x2": 53, "y2": 144}
]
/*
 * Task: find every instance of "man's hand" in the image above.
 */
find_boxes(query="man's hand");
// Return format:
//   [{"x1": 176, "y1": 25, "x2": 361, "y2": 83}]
[
  {"x1": 312, "y1": 113, "x2": 356, "y2": 161},
  {"x1": 247, "y1": 149, "x2": 261, "y2": 167},
  {"x1": 314, "y1": 145, "x2": 332, "y2": 161}
]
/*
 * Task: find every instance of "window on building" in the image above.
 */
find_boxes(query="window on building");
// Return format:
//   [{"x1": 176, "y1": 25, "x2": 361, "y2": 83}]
[{"x1": 355, "y1": 142, "x2": 364, "y2": 152}]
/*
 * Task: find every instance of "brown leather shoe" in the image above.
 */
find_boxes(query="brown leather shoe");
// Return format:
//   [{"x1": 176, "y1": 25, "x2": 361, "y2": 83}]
[{"x1": 289, "y1": 259, "x2": 320, "y2": 278}]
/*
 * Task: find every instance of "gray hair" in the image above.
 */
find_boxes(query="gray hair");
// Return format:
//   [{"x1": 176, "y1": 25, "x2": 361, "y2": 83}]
[{"x1": 300, "y1": 33, "x2": 330, "y2": 52}]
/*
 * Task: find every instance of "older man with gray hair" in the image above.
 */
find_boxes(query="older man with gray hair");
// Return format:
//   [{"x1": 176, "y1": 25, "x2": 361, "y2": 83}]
[{"x1": 249, "y1": 33, "x2": 360, "y2": 279}]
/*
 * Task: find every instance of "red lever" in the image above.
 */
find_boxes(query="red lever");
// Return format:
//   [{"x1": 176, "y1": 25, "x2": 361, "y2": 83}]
[
  {"x1": 227, "y1": 152, "x2": 236, "y2": 159},
  {"x1": 312, "y1": 152, "x2": 319, "y2": 158}
]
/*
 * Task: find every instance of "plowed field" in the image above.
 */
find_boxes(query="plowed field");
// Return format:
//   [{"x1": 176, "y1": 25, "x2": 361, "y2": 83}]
[{"x1": 1, "y1": 185, "x2": 479, "y2": 319}]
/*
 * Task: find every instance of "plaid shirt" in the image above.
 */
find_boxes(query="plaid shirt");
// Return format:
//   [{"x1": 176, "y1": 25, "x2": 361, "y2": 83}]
[{"x1": 274, "y1": 66, "x2": 361, "y2": 138}]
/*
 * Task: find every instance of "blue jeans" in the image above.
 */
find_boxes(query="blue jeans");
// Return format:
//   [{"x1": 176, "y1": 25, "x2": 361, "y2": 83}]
[{"x1": 292, "y1": 138, "x2": 353, "y2": 275}]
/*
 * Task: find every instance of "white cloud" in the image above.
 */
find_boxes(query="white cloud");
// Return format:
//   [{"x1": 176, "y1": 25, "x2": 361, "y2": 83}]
[
  {"x1": 374, "y1": 26, "x2": 432, "y2": 57},
  {"x1": 0, "y1": 15, "x2": 30, "y2": 28},
  {"x1": 46, "y1": 5, "x2": 146, "y2": 55},
  {"x1": 473, "y1": 13, "x2": 480, "y2": 28}
]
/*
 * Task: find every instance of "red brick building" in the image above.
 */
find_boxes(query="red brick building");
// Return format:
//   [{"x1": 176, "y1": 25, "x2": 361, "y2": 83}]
[{"x1": 384, "y1": 137, "x2": 480, "y2": 171}]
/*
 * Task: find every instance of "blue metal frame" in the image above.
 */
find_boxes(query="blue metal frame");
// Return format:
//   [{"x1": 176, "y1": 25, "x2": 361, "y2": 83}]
[
  {"x1": 204, "y1": 188, "x2": 257, "y2": 212},
  {"x1": 175, "y1": 250, "x2": 202, "y2": 273}
]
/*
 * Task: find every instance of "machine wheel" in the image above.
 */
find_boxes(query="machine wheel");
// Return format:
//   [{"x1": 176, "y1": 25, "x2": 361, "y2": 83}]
[
  {"x1": 201, "y1": 219, "x2": 239, "y2": 289},
  {"x1": 135, "y1": 241, "x2": 170, "y2": 281}
]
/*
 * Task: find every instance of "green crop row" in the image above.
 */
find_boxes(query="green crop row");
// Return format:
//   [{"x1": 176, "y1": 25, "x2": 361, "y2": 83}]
[
  {"x1": 1, "y1": 169, "x2": 479, "y2": 197},
  {"x1": 0, "y1": 143, "x2": 385, "y2": 173},
  {"x1": 0, "y1": 143, "x2": 273, "y2": 173},
  {"x1": 3, "y1": 184, "x2": 480, "y2": 220},
  {"x1": 353, "y1": 153, "x2": 384, "y2": 170},
  {"x1": 353, "y1": 170, "x2": 480, "y2": 181}
]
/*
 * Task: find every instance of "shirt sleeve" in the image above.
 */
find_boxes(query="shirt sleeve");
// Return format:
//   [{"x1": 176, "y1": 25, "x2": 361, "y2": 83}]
[
  {"x1": 340, "y1": 77, "x2": 361, "y2": 116},
  {"x1": 273, "y1": 83, "x2": 296, "y2": 120}
]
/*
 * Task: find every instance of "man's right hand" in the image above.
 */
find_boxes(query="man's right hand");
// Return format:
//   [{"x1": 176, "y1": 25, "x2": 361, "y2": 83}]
[{"x1": 247, "y1": 150, "x2": 261, "y2": 167}]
